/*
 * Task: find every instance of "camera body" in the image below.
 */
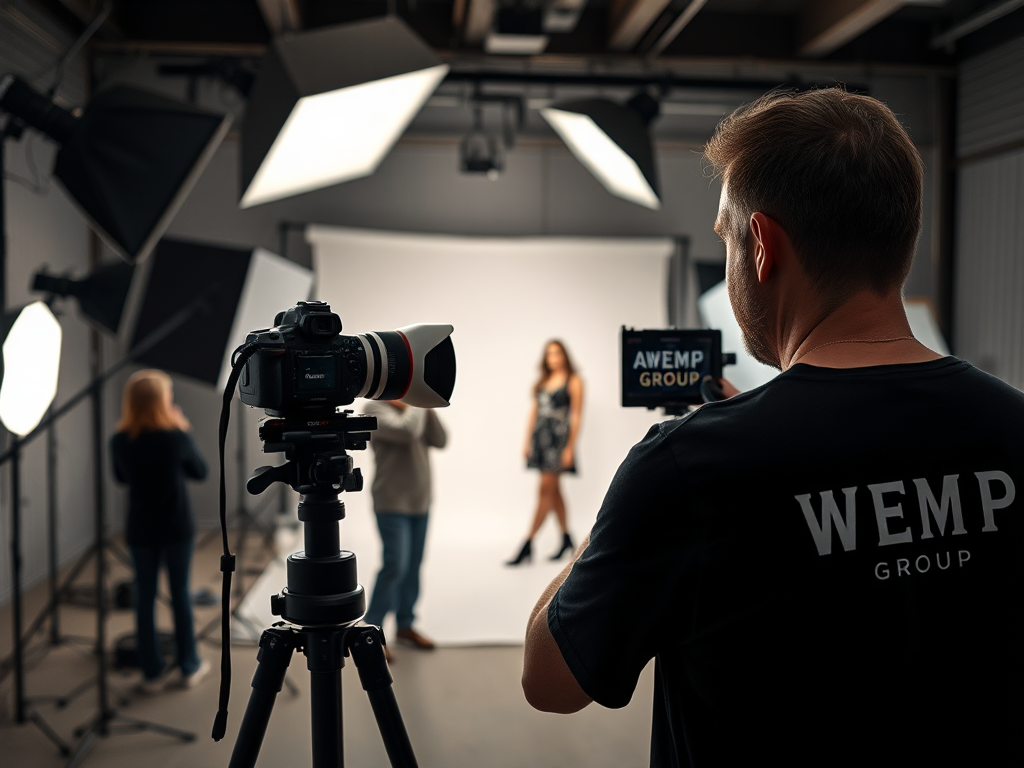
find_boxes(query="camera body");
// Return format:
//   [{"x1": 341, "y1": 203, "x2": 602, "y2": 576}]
[{"x1": 239, "y1": 301, "x2": 455, "y2": 414}]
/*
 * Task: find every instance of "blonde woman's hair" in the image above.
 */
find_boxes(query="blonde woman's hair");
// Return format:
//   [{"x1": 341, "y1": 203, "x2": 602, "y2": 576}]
[{"x1": 117, "y1": 369, "x2": 178, "y2": 439}]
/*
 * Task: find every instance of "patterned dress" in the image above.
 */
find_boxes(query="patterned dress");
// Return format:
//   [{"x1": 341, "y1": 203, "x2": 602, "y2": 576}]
[{"x1": 526, "y1": 382, "x2": 576, "y2": 474}]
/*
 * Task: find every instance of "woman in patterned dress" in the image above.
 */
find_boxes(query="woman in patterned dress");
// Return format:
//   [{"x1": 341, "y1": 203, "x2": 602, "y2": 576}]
[{"x1": 506, "y1": 340, "x2": 584, "y2": 565}]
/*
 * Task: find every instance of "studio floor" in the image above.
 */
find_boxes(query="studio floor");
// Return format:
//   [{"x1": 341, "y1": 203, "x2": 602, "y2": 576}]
[{"x1": 0, "y1": 526, "x2": 654, "y2": 768}]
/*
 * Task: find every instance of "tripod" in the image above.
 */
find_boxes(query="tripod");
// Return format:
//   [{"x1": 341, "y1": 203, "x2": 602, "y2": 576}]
[{"x1": 226, "y1": 415, "x2": 417, "y2": 768}]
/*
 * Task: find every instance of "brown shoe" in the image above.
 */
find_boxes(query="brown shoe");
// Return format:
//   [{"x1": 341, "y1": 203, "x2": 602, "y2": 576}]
[{"x1": 395, "y1": 627, "x2": 435, "y2": 650}]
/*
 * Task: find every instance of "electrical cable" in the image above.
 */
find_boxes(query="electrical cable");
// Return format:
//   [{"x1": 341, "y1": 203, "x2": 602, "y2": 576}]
[{"x1": 211, "y1": 341, "x2": 259, "y2": 742}]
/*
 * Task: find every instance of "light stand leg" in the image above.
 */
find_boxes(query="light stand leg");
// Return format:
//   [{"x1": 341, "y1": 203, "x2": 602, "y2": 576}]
[
  {"x1": 47, "y1": 409, "x2": 60, "y2": 644},
  {"x1": 11, "y1": 438, "x2": 26, "y2": 724}
]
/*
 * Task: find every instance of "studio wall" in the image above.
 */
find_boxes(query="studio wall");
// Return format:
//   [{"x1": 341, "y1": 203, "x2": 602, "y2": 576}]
[{"x1": 954, "y1": 35, "x2": 1024, "y2": 389}]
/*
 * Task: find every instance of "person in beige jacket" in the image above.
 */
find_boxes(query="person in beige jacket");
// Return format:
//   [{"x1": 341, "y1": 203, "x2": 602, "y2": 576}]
[{"x1": 360, "y1": 400, "x2": 447, "y2": 651}]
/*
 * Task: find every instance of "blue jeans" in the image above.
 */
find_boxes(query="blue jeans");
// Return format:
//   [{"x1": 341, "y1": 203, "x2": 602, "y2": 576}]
[
  {"x1": 130, "y1": 540, "x2": 201, "y2": 680},
  {"x1": 363, "y1": 512, "x2": 428, "y2": 630}
]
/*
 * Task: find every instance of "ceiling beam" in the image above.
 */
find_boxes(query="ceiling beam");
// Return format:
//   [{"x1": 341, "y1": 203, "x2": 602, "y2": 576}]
[
  {"x1": 257, "y1": 0, "x2": 303, "y2": 35},
  {"x1": 799, "y1": 0, "x2": 944, "y2": 58},
  {"x1": 609, "y1": 0, "x2": 673, "y2": 51},
  {"x1": 931, "y1": 0, "x2": 1024, "y2": 49},
  {"x1": 647, "y1": 0, "x2": 707, "y2": 58}
]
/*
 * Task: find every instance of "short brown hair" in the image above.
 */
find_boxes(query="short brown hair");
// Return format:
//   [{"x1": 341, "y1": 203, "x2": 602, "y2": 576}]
[{"x1": 704, "y1": 87, "x2": 923, "y2": 300}]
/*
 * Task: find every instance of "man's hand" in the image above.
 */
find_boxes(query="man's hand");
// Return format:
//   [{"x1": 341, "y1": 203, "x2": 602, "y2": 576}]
[
  {"x1": 171, "y1": 405, "x2": 192, "y2": 431},
  {"x1": 718, "y1": 378, "x2": 741, "y2": 398},
  {"x1": 522, "y1": 537, "x2": 593, "y2": 713}
]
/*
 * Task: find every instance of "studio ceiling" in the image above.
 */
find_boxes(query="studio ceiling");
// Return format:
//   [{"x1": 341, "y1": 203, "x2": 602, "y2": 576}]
[{"x1": 37, "y1": 0, "x2": 1024, "y2": 65}]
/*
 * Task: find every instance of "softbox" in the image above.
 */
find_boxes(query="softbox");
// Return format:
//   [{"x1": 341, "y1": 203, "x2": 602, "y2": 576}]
[{"x1": 128, "y1": 238, "x2": 314, "y2": 390}]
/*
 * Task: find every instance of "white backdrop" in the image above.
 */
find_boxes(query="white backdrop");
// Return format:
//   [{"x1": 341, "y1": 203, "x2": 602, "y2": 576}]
[{"x1": 305, "y1": 226, "x2": 673, "y2": 644}]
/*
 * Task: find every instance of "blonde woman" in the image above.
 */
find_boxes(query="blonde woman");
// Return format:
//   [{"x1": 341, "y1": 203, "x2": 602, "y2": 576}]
[
  {"x1": 111, "y1": 370, "x2": 209, "y2": 694},
  {"x1": 507, "y1": 340, "x2": 583, "y2": 565}
]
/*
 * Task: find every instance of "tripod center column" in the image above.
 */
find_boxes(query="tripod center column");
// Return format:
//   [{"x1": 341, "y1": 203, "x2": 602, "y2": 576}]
[{"x1": 298, "y1": 491, "x2": 345, "y2": 557}]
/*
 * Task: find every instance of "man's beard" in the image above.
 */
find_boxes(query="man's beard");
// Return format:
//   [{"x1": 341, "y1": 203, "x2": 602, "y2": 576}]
[{"x1": 727, "y1": 243, "x2": 781, "y2": 370}]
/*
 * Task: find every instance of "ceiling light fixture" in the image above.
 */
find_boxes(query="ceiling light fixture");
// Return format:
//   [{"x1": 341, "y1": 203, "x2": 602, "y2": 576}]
[
  {"x1": 541, "y1": 92, "x2": 661, "y2": 209},
  {"x1": 240, "y1": 17, "x2": 449, "y2": 208}
]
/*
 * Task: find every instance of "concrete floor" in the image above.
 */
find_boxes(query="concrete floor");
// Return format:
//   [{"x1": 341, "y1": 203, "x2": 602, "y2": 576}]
[{"x1": 1, "y1": 529, "x2": 654, "y2": 768}]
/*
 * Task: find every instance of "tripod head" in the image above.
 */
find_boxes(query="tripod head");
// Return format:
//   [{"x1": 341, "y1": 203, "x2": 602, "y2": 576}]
[
  {"x1": 247, "y1": 410, "x2": 376, "y2": 496},
  {"x1": 245, "y1": 409, "x2": 377, "y2": 628}
]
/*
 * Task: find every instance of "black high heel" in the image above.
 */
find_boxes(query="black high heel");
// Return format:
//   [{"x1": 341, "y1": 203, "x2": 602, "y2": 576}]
[
  {"x1": 550, "y1": 532, "x2": 574, "y2": 561},
  {"x1": 506, "y1": 539, "x2": 532, "y2": 566}
]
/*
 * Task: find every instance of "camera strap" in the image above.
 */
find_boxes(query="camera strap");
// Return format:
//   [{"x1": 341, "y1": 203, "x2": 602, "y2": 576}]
[{"x1": 211, "y1": 342, "x2": 259, "y2": 742}]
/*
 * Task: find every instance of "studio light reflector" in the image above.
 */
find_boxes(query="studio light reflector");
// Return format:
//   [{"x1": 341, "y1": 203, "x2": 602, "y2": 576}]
[
  {"x1": 0, "y1": 75, "x2": 231, "y2": 263},
  {"x1": 32, "y1": 261, "x2": 135, "y2": 334},
  {"x1": 241, "y1": 17, "x2": 449, "y2": 207},
  {"x1": 541, "y1": 93, "x2": 661, "y2": 210},
  {"x1": 0, "y1": 302, "x2": 62, "y2": 437}
]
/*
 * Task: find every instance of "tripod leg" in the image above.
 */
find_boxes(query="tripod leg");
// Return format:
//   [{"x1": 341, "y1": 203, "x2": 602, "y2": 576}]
[
  {"x1": 348, "y1": 626, "x2": 418, "y2": 768},
  {"x1": 228, "y1": 628, "x2": 298, "y2": 768},
  {"x1": 305, "y1": 630, "x2": 346, "y2": 768}
]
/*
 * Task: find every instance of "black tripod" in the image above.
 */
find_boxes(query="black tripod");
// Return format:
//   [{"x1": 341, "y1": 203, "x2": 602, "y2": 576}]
[{"x1": 226, "y1": 414, "x2": 417, "y2": 768}]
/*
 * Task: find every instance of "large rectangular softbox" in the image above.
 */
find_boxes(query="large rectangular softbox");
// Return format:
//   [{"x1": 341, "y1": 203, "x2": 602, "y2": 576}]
[{"x1": 126, "y1": 238, "x2": 314, "y2": 389}]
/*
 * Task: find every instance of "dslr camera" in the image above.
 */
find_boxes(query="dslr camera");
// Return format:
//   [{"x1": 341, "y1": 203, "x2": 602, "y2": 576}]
[{"x1": 238, "y1": 301, "x2": 456, "y2": 414}]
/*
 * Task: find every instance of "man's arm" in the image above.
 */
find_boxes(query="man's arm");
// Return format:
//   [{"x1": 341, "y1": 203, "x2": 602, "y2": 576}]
[
  {"x1": 522, "y1": 536, "x2": 594, "y2": 713},
  {"x1": 366, "y1": 401, "x2": 424, "y2": 443},
  {"x1": 423, "y1": 410, "x2": 447, "y2": 449}
]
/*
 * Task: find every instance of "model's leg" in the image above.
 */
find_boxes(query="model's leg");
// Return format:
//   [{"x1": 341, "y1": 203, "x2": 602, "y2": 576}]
[
  {"x1": 395, "y1": 514, "x2": 428, "y2": 631},
  {"x1": 363, "y1": 512, "x2": 410, "y2": 627},
  {"x1": 552, "y1": 477, "x2": 568, "y2": 533},
  {"x1": 548, "y1": 477, "x2": 574, "y2": 560},
  {"x1": 130, "y1": 545, "x2": 164, "y2": 680},
  {"x1": 165, "y1": 539, "x2": 201, "y2": 675},
  {"x1": 526, "y1": 473, "x2": 559, "y2": 539}
]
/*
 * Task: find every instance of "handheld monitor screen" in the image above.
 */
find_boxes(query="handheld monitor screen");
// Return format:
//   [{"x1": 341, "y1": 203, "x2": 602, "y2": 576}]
[{"x1": 621, "y1": 328, "x2": 722, "y2": 408}]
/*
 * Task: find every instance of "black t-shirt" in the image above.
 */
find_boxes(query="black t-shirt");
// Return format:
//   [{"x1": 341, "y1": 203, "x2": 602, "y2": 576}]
[
  {"x1": 548, "y1": 358, "x2": 1024, "y2": 767},
  {"x1": 111, "y1": 429, "x2": 208, "y2": 546}
]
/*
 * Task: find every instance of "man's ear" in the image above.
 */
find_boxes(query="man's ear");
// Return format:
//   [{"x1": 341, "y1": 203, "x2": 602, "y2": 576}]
[{"x1": 749, "y1": 212, "x2": 775, "y2": 284}]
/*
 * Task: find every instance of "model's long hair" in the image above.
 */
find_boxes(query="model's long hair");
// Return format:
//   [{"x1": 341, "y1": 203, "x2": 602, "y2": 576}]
[
  {"x1": 117, "y1": 369, "x2": 178, "y2": 439},
  {"x1": 533, "y1": 340, "x2": 576, "y2": 394}
]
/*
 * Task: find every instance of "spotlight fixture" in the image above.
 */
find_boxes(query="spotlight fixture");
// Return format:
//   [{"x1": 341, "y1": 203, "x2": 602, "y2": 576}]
[
  {"x1": 32, "y1": 261, "x2": 134, "y2": 335},
  {"x1": 485, "y1": 4, "x2": 549, "y2": 55},
  {"x1": 460, "y1": 107, "x2": 503, "y2": 179},
  {"x1": 0, "y1": 75, "x2": 231, "y2": 263},
  {"x1": 0, "y1": 301, "x2": 62, "y2": 436},
  {"x1": 541, "y1": 92, "x2": 661, "y2": 210},
  {"x1": 240, "y1": 17, "x2": 449, "y2": 208}
]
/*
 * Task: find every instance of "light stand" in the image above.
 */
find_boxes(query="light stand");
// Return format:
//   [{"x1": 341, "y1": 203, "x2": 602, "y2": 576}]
[
  {"x1": 0, "y1": 116, "x2": 71, "y2": 754},
  {"x1": 0, "y1": 293, "x2": 216, "y2": 765}
]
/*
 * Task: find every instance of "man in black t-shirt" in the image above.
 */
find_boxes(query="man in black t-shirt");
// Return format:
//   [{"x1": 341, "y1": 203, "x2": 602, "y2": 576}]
[{"x1": 522, "y1": 88, "x2": 1024, "y2": 766}]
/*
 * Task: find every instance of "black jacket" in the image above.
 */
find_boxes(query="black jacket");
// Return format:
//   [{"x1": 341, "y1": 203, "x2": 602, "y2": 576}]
[{"x1": 111, "y1": 430, "x2": 207, "y2": 546}]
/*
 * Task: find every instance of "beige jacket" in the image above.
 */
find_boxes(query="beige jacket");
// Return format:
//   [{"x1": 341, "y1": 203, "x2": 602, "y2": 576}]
[{"x1": 361, "y1": 401, "x2": 447, "y2": 514}]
